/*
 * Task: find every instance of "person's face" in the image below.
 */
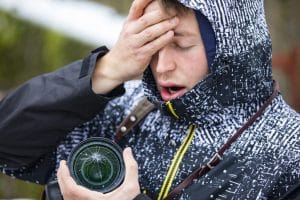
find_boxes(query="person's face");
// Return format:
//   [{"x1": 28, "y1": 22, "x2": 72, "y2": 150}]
[{"x1": 150, "y1": 6, "x2": 208, "y2": 101}]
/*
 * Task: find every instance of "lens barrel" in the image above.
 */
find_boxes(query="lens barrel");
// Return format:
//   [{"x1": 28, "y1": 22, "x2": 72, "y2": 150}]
[{"x1": 67, "y1": 137, "x2": 125, "y2": 193}]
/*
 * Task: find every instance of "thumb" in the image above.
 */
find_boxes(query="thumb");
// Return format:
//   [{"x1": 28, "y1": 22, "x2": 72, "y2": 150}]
[
  {"x1": 106, "y1": 148, "x2": 140, "y2": 200},
  {"x1": 123, "y1": 147, "x2": 139, "y2": 183}
]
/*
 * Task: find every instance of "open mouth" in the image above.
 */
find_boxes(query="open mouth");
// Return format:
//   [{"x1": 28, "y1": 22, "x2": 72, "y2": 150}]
[
  {"x1": 168, "y1": 86, "x2": 184, "y2": 94},
  {"x1": 160, "y1": 85, "x2": 187, "y2": 101}
]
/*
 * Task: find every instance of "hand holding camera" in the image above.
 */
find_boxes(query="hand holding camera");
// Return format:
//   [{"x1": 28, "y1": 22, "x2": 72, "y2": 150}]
[{"x1": 57, "y1": 145, "x2": 140, "y2": 200}]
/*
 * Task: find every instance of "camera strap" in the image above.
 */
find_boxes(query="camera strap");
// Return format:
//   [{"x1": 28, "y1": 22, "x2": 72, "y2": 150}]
[
  {"x1": 114, "y1": 81, "x2": 279, "y2": 200},
  {"x1": 115, "y1": 97, "x2": 155, "y2": 143},
  {"x1": 165, "y1": 81, "x2": 279, "y2": 199}
]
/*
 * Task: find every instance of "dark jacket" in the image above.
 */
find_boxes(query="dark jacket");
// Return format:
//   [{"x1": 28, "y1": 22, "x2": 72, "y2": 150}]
[{"x1": 0, "y1": 0, "x2": 300, "y2": 199}]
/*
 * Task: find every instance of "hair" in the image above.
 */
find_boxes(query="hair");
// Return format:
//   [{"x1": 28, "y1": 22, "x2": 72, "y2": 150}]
[{"x1": 158, "y1": 0, "x2": 189, "y2": 15}]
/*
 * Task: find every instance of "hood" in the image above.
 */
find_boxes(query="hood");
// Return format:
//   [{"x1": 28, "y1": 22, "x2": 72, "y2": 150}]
[{"x1": 142, "y1": 0, "x2": 273, "y2": 124}]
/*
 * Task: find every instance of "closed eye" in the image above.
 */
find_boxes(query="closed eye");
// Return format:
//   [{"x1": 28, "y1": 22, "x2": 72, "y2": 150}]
[{"x1": 171, "y1": 42, "x2": 193, "y2": 50}]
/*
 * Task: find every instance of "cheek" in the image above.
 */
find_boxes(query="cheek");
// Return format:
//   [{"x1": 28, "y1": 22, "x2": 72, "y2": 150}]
[
  {"x1": 183, "y1": 51, "x2": 208, "y2": 87},
  {"x1": 149, "y1": 56, "x2": 158, "y2": 79}
]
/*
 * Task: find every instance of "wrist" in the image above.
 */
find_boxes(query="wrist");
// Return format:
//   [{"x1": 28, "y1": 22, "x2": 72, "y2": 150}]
[{"x1": 92, "y1": 53, "x2": 124, "y2": 94}]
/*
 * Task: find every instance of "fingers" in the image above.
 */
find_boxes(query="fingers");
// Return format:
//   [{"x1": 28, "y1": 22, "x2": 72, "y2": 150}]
[
  {"x1": 57, "y1": 160, "x2": 77, "y2": 194},
  {"x1": 125, "y1": 0, "x2": 178, "y2": 52},
  {"x1": 128, "y1": 0, "x2": 153, "y2": 20},
  {"x1": 141, "y1": 30, "x2": 174, "y2": 56},
  {"x1": 123, "y1": 147, "x2": 139, "y2": 184},
  {"x1": 106, "y1": 147, "x2": 140, "y2": 200},
  {"x1": 135, "y1": 17, "x2": 178, "y2": 46},
  {"x1": 121, "y1": 147, "x2": 140, "y2": 194},
  {"x1": 130, "y1": 7, "x2": 176, "y2": 34},
  {"x1": 123, "y1": 147, "x2": 140, "y2": 197}
]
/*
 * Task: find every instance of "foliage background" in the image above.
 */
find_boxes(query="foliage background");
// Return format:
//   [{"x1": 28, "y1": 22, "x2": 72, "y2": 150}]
[{"x1": 0, "y1": 0, "x2": 299, "y2": 199}]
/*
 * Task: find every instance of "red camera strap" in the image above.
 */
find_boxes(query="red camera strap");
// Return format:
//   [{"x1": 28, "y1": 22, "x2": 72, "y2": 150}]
[{"x1": 166, "y1": 81, "x2": 279, "y2": 199}]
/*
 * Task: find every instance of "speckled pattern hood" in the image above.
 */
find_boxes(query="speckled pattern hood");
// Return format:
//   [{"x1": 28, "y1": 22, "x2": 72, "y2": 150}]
[{"x1": 143, "y1": 0, "x2": 273, "y2": 124}]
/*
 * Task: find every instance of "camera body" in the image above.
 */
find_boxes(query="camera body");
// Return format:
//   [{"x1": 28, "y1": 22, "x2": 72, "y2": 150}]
[{"x1": 46, "y1": 137, "x2": 125, "y2": 200}]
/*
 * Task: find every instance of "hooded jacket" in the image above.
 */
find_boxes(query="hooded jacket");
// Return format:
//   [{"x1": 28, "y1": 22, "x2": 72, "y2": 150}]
[
  {"x1": 0, "y1": 0, "x2": 299, "y2": 199},
  {"x1": 53, "y1": 0, "x2": 300, "y2": 199}
]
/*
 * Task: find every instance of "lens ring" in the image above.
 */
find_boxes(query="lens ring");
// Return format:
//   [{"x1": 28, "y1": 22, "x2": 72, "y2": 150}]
[{"x1": 67, "y1": 137, "x2": 125, "y2": 193}]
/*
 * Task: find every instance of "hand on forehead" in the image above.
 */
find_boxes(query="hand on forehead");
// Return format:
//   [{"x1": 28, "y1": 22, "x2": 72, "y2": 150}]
[
  {"x1": 144, "y1": 0, "x2": 176, "y2": 17},
  {"x1": 128, "y1": 0, "x2": 176, "y2": 21}
]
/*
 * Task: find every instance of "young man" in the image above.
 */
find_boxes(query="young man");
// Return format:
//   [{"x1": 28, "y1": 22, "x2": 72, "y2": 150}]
[{"x1": 0, "y1": 0, "x2": 299, "y2": 200}]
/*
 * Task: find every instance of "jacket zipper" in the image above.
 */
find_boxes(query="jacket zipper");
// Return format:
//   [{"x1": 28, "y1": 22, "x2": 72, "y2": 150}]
[
  {"x1": 157, "y1": 124, "x2": 197, "y2": 200},
  {"x1": 166, "y1": 101, "x2": 180, "y2": 119}
]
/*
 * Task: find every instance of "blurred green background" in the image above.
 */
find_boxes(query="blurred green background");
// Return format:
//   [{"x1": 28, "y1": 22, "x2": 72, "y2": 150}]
[
  {"x1": 0, "y1": 0, "x2": 299, "y2": 199},
  {"x1": 0, "y1": 11, "x2": 92, "y2": 89}
]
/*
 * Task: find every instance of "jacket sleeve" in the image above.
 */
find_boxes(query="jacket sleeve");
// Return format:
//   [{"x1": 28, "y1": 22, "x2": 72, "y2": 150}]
[{"x1": 0, "y1": 46, "x2": 125, "y2": 170}]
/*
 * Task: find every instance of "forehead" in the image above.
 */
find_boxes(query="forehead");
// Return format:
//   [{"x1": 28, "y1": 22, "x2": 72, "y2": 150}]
[{"x1": 174, "y1": 10, "x2": 199, "y2": 36}]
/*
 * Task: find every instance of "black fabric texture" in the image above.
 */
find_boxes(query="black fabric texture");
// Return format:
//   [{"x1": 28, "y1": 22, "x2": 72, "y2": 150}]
[{"x1": 0, "y1": 47, "x2": 124, "y2": 183}]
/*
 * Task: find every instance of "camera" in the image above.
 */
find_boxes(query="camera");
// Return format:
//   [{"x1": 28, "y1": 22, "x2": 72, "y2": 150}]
[{"x1": 45, "y1": 137, "x2": 125, "y2": 200}]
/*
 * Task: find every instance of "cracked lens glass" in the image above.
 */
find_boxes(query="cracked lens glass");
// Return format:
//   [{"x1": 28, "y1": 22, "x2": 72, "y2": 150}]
[{"x1": 68, "y1": 139, "x2": 124, "y2": 193}]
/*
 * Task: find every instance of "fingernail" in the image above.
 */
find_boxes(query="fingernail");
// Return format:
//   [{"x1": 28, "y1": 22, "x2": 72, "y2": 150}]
[
  {"x1": 127, "y1": 147, "x2": 132, "y2": 152},
  {"x1": 60, "y1": 160, "x2": 66, "y2": 166}
]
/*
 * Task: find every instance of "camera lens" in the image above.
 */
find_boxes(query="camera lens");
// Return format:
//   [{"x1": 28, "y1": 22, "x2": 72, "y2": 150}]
[{"x1": 67, "y1": 137, "x2": 125, "y2": 193}]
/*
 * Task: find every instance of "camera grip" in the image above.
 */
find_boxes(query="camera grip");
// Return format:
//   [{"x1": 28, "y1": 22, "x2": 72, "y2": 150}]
[{"x1": 45, "y1": 180, "x2": 63, "y2": 200}]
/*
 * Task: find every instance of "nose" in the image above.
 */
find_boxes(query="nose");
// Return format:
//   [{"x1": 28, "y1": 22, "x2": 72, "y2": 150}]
[{"x1": 154, "y1": 46, "x2": 176, "y2": 74}]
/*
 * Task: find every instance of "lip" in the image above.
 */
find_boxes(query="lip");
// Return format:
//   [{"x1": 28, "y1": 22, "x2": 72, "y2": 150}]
[{"x1": 159, "y1": 82, "x2": 188, "y2": 101}]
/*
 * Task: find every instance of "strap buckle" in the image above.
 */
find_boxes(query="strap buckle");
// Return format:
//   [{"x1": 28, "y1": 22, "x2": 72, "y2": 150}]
[{"x1": 206, "y1": 153, "x2": 222, "y2": 169}]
